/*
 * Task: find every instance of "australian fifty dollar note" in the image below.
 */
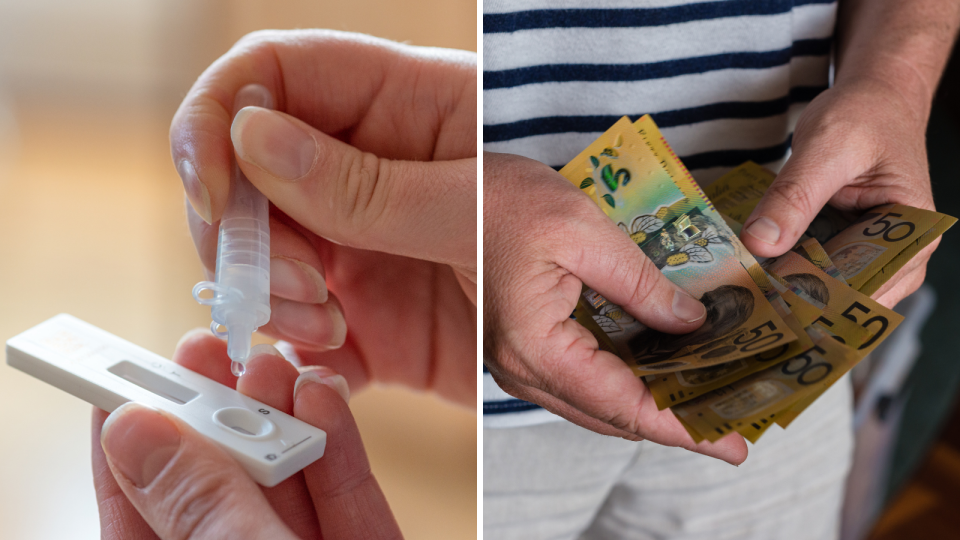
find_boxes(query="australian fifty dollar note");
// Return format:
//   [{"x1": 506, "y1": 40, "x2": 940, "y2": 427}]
[
  {"x1": 704, "y1": 163, "x2": 957, "y2": 296},
  {"x1": 558, "y1": 117, "x2": 796, "y2": 375}
]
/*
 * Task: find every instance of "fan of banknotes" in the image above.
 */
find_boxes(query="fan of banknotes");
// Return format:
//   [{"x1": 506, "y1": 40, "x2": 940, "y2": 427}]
[{"x1": 559, "y1": 116, "x2": 957, "y2": 444}]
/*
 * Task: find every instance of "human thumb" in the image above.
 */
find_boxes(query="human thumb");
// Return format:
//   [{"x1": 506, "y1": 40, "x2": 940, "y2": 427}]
[
  {"x1": 100, "y1": 403, "x2": 297, "y2": 540},
  {"x1": 739, "y1": 131, "x2": 858, "y2": 258},
  {"x1": 231, "y1": 106, "x2": 476, "y2": 268}
]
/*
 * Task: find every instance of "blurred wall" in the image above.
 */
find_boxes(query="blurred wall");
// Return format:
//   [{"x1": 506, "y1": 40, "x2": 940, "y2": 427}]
[
  {"x1": 0, "y1": 1, "x2": 477, "y2": 539},
  {"x1": 0, "y1": 0, "x2": 476, "y2": 108}
]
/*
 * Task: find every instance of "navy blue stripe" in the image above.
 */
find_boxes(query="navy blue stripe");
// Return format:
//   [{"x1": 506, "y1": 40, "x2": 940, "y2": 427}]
[
  {"x1": 679, "y1": 133, "x2": 794, "y2": 170},
  {"x1": 484, "y1": 0, "x2": 835, "y2": 33},
  {"x1": 484, "y1": 399, "x2": 544, "y2": 415},
  {"x1": 483, "y1": 39, "x2": 831, "y2": 90},
  {"x1": 544, "y1": 133, "x2": 794, "y2": 171},
  {"x1": 483, "y1": 85, "x2": 825, "y2": 143}
]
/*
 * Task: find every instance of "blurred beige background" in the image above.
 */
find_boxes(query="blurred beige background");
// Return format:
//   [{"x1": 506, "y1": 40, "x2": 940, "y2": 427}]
[{"x1": 0, "y1": 1, "x2": 476, "y2": 539}]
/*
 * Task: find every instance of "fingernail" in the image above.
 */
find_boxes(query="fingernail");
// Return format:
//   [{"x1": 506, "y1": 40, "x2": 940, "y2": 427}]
[
  {"x1": 745, "y1": 217, "x2": 781, "y2": 245},
  {"x1": 232, "y1": 107, "x2": 317, "y2": 180},
  {"x1": 271, "y1": 256, "x2": 328, "y2": 303},
  {"x1": 101, "y1": 403, "x2": 181, "y2": 489},
  {"x1": 294, "y1": 366, "x2": 350, "y2": 403},
  {"x1": 177, "y1": 160, "x2": 212, "y2": 224},
  {"x1": 672, "y1": 290, "x2": 706, "y2": 323},
  {"x1": 273, "y1": 300, "x2": 347, "y2": 349},
  {"x1": 274, "y1": 340, "x2": 303, "y2": 366}
]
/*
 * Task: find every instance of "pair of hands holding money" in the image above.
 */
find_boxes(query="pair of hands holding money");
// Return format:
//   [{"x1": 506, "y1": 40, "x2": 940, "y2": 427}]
[
  {"x1": 93, "y1": 30, "x2": 476, "y2": 539},
  {"x1": 485, "y1": 76, "x2": 939, "y2": 465}
]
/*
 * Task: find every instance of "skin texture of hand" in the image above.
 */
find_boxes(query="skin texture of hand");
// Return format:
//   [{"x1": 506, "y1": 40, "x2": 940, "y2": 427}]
[
  {"x1": 739, "y1": 78, "x2": 939, "y2": 309},
  {"x1": 484, "y1": 152, "x2": 748, "y2": 465},
  {"x1": 740, "y1": 0, "x2": 960, "y2": 309},
  {"x1": 93, "y1": 331, "x2": 403, "y2": 540},
  {"x1": 172, "y1": 30, "x2": 476, "y2": 405}
]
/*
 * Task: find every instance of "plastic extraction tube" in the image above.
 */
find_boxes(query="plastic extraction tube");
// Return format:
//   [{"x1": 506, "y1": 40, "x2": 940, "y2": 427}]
[{"x1": 193, "y1": 84, "x2": 275, "y2": 376}]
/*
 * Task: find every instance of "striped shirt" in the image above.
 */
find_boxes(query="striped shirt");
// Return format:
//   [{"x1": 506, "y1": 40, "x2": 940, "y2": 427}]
[{"x1": 483, "y1": 0, "x2": 838, "y2": 427}]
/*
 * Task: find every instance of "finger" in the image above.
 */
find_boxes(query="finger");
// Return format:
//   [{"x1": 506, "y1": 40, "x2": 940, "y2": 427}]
[
  {"x1": 172, "y1": 329, "x2": 238, "y2": 389},
  {"x1": 171, "y1": 30, "x2": 475, "y2": 222},
  {"x1": 100, "y1": 403, "x2": 296, "y2": 540},
  {"x1": 256, "y1": 294, "x2": 348, "y2": 351},
  {"x1": 92, "y1": 408, "x2": 160, "y2": 540},
  {"x1": 872, "y1": 238, "x2": 938, "y2": 307},
  {"x1": 187, "y1": 193, "x2": 329, "y2": 306},
  {"x1": 231, "y1": 106, "x2": 476, "y2": 267},
  {"x1": 186, "y1": 197, "x2": 218, "y2": 275},
  {"x1": 540, "y1": 195, "x2": 706, "y2": 333},
  {"x1": 494, "y1": 313, "x2": 748, "y2": 464},
  {"x1": 739, "y1": 126, "x2": 868, "y2": 257},
  {"x1": 176, "y1": 82, "x2": 274, "y2": 224},
  {"x1": 279, "y1": 344, "x2": 373, "y2": 395},
  {"x1": 235, "y1": 346, "x2": 322, "y2": 540},
  {"x1": 875, "y1": 264, "x2": 927, "y2": 309},
  {"x1": 173, "y1": 328, "x2": 237, "y2": 388},
  {"x1": 235, "y1": 345, "x2": 301, "y2": 414},
  {"x1": 293, "y1": 368, "x2": 404, "y2": 539}
]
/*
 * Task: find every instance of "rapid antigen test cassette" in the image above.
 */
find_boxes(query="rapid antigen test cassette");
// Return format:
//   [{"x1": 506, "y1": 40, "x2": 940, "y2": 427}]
[{"x1": 5, "y1": 314, "x2": 326, "y2": 487}]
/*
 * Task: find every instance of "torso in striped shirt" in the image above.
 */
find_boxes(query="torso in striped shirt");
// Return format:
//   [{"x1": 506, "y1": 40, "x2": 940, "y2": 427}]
[{"x1": 483, "y1": 0, "x2": 837, "y2": 426}]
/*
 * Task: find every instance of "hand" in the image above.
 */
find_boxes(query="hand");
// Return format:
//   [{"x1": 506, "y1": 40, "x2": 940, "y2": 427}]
[
  {"x1": 483, "y1": 152, "x2": 748, "y2": 465},
  {"x1": 739, "y1": 77, "x2": 939, "y2": 308},
  {"x1": 171, "y1": 30, "x2": 476, "y2": 404},
  {"x1": 93, "y1": 331, "x2": 403, "y2": 539}
]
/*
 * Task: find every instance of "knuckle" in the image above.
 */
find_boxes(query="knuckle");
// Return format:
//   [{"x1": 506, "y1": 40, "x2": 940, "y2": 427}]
[
  {"x1": 550, "y1": 200, "x2": 617, "y2": 267},
  {"x1": 489, "y1": 340, "x2": 545, "y2": 391},
  {"x1": 625, "y1": 257, "x2": 662, "y2": 308},
  {"x1": 152, "y1": 466, "x2": 245, "y2": 540},
  {"x1": 763, "y1": 177, "x2": 818, "y2": 222},
  {"x1": 601, "y1": 407, "x2": 643, "y2": 435},
  {"x1": 490, "y1": 376, "x2": 528, "y2": 401},
  {"x1": 332, "y1": 149, "x2": 390, "y2": 235},
  {"x1": 319, "y1": 463, "x2": 377, "y2": 501},
  {"x1": 556, "y1": 203, "x2": 600, "y2": 243}
]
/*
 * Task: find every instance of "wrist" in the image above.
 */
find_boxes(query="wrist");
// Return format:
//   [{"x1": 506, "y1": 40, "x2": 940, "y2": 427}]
[
  {"x1": 831, "y1": 69, "x2": 932, "y2": 132},
  {"x1": 833, "y1": 1, "x2": 960, "y2": 127}
]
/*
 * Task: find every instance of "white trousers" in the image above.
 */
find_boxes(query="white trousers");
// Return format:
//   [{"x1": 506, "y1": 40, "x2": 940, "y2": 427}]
[{"x1": 484, "y1": 377, "x2": 854, "y2": 540}]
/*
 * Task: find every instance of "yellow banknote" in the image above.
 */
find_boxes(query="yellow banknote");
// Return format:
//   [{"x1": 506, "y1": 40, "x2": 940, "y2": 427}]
[
  {"x1": 702, "y1": 161, "x2": 775, "y2": 223},
  {"x1": 646, "y1": 255, "x2": 874, "y2": 411},
  {"x1": 644, "y1": 291, "x2": 811, "y2": 409},
  {"x1": 793, "y1": 237, "x2": 847, "y2": 285},
  {"x1": 672, "y1": 329, "x2": 858, "y2": 443},
  {"x1": 762, "y1": 251, "x2": 903, "y2": 355},
  {"x1": 703, "y1": 161, "x2": 871, "y2": 249},
  {"x1": 774, "y1": 388, "x2": 822, "y2": 429},
  {"x1": 643, "y1": 264, "x2": 832, "y2": 410},
  {"x1": 561, "y1": 117, "x2": 796, "y2": 374},
  {"x1": 763, "y1": 263, "x2": 873, "y2": 348},
  {"x1": 634, "y1": 117, "x2": 777, "y2": 291},
  {"x1": 854, "y1": 208, "x2": 958, "y2": 296},
  {"x1": 823, "y1": 204, "x2": 956, "y2": 292}
]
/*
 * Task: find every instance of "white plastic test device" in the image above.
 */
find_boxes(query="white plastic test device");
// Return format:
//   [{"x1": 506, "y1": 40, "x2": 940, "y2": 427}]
[{"x1": 5, "y1": 314, "x2": 326, "y2": 487}]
